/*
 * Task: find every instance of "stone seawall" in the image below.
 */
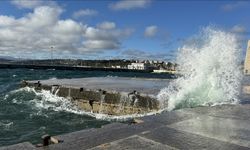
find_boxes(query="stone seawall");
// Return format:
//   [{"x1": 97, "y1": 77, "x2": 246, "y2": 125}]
[{"x1": 20, "y1": 77, "x2": 165, "y2": 115}]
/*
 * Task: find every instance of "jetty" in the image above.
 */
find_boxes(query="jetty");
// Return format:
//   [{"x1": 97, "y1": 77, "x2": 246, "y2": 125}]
[
  {"x1": 0, "y1": 63, "x2": 153, "y2": 73},
  {"x1": 20, "y1": 77, "x2": 169, "y2": 115}
]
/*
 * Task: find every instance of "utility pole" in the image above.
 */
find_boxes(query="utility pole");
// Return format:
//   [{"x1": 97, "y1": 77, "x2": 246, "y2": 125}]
[{"x1": 51, "y1": 46, "x2": 53, "y2": 65}]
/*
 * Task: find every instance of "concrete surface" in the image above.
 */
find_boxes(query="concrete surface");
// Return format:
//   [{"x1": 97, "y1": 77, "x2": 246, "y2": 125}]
[
  {"x1": 0, "y1": 142, "x2": 36, "y2": 150},
  {"x1": 1, "y1": 104, "x2": 250, "y2": 149},
  {"x1": 21, "y1": 77, "x2": 168, "y2": 115},
  {"x1": 27, "y1": 77, "x2": 169, "y2": 95}
]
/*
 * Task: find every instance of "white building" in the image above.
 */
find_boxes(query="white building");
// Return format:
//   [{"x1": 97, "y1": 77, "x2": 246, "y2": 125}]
[{"x1": 128, "y1": 63, "x2": 147, "y2": 70}]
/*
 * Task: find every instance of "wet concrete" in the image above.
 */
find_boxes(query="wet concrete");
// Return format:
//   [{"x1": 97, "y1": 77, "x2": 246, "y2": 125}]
[
  {"x1": 26, "y1": 77, "x2": 169, "y2": 95},
  {"x1": 21, "y1": 77, "x2": 169, "y2": 115},
  {"x1": 1, "y1": 104, "x2": 250, "y2": 149},
  {"x1": 0, "y1": 142, "x2": 36, "y2": 150}
]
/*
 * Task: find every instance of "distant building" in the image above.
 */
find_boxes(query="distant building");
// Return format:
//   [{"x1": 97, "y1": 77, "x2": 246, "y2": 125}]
[
  {"x1": 244, "y1": 40, "x2": 250, "y2": 75},
  {"x1": 111, "y1": 65, "x2": 121, "y2": 68},
  {"x1": 128, "y1": 63, "x2": 148, "y2": 70}
]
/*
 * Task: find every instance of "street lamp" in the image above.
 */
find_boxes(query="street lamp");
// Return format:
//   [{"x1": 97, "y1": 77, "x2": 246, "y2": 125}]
[{"x1": 50, "y1": 46, "x2": 53, "y2": 65}]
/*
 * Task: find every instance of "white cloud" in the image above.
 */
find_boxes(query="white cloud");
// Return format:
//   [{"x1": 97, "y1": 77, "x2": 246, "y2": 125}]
[
  {"x1": 144, "y1": 25, "x2": 158, "y2": 37},
  {"x1": 11, "y1": 0, "x2": 56, "y2": 9},
  {"x1": 73, "y1": 9, "x2": 98, "y2": 19},
  {"x1": 121, "y1": 49, "x2": 172, "y2": 60},
  {"x1": 109, "y1": 0, "x2": 151, "y2": 11},
  {"x1": 221, "y1": 2, "x2": 248, "y2": 12},
  {"x1": 83, "y1": 27, "x2": 133, "y2": 50},
  {"x1": 97, "y1": 21, "x2": 116, "y2": 30},
  {"x1": 231, "y1": 25, "x2": 247, "y2": 34},
  {"x1": 0, "y1": 6, "x2": 133, "y2": 58}
]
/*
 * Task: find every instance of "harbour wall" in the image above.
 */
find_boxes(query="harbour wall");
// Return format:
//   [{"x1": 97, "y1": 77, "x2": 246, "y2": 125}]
[
  {"x1": 0, "y1": 63, "x2": 153, "y2": 73},
  {"x1": 20, "y1": 80, "x2": 160, "y2": 116}
]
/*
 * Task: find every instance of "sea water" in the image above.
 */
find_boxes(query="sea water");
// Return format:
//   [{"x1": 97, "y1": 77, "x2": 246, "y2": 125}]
[{"x1": 0, "y1": 69, "x2": 172, "y2": 146}]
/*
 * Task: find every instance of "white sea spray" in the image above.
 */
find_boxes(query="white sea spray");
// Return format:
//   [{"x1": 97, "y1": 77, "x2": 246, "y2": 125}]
[{"x1": 157, "y1": 27, "x2": 242, "y2": 110}]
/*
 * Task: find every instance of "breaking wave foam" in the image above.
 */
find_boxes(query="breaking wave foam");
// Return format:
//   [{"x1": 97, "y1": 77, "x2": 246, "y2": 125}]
[
  {"x1": 157, "y1": 27, "x2": 242, "y2": 111},
  {"x1": 11, "y1": 87, "x2": 160, "y2": 121}
]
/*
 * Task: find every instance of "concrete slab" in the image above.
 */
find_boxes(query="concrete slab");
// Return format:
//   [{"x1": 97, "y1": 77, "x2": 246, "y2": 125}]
[
  {"x1": 141, "y1": 126, "x2": 249, "y2": 150},
  {"x1": 43, "y1": 121, "x2": 169, "y2": 150},
  {"x1": 28, "y1": 77, "x2": 169, "y2": 95},
  {"x1": 168, "y1": 116, "x2": 250, "y2": 148},
  {"x1": 23, "y1": 77, "x2": 167, "y2": 115},
  {"x1": 89, "y1": 135, "x2": 177, "y2": 150},
  {"x1": 0, "y1": 142, "x2": 36, "y2": 150},
  {"x1": 180, "y1": 104, "x2": 250, "y2": 121}
]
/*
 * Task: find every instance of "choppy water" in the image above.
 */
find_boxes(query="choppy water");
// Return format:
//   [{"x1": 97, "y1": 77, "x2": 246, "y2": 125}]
[{"x1": 0, "y1": 69, "x2": 173, "y2": 146}]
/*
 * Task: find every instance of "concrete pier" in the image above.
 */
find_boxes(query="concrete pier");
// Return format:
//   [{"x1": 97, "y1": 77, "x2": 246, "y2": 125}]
[{"x1": 21, "y1": 77, "x2": 169, "y2": 115}]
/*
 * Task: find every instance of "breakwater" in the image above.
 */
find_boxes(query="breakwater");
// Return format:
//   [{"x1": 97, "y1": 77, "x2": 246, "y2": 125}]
[
  {"x1": 0, "y1": 63, "x2": 152, "y2": 73},
  {"x1": 20, "y1": 77, "x2": 168, "y2": 116}
]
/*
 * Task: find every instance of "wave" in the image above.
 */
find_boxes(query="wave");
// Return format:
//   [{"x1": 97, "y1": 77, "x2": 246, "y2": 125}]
[
  {"x1": 157, "y1": 27, "x2": 242, "y2": 111},
  {"x1": 9, "y1": 87, "x2": 161, "y2": 121}
]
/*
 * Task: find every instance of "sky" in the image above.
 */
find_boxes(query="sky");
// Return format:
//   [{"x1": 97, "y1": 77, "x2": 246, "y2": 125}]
[{"x1": 0, "y1": 0, "x2": 249, "y2": 60}]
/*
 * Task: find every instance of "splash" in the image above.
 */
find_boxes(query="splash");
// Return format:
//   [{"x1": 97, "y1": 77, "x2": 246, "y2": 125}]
[
  {"x1": 157, "y1": 27, "x2": 242, "y2": 111},
  {"x1": 10, "y1": 87, "x2": 160, "y2": 121}
]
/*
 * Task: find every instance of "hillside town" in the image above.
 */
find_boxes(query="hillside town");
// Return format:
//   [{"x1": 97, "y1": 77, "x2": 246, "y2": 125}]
[{"x1": 0, "y1": 58, "x2": 178, "y2": 73}]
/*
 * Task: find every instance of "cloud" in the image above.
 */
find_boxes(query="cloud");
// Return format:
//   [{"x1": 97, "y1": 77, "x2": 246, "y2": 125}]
[
  {"x1": 72, "y1": 9, "x2": 98, "y2": 19},
  {"x1": 231, "y1": 25, "x2": 249, "y2": 34},
  {"x1": 109, "y1": 0, "x2": 151, "y2": 11},
  {"x1": 121, "y1": 49, "x2": 174, "y2": 60},
  {"x1": 97, "y1": 21, "x2": 116, "y2": 30},
  {"x1": 221, "y1": 2, "x2": 247, "y2": 12},
  {"x1": 11, "y1": 0, "x2": 56, "y2": 9},
  {"x1": 83, "y1": 26, "x2": 133, "y2": 50},
  {"x1": 0, "y1": 6, "x2": 133, "y2": 58},
  {"x1": 144, "y1": 25, "x2": 158, "y2": 38}
]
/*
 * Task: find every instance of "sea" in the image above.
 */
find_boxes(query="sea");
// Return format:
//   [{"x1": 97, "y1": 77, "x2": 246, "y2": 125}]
[{"x1": 0, "y1": 68, "x2": 173, "y2": 146}]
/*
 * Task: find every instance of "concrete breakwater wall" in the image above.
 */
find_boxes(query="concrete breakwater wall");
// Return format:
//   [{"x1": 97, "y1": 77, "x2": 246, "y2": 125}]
[
  {"x1": 0, "y1": 63, "x2": 153, "y2": 73},
  {"x1": 20, "y1": 77, "x2": 166, "y2": 115}
]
